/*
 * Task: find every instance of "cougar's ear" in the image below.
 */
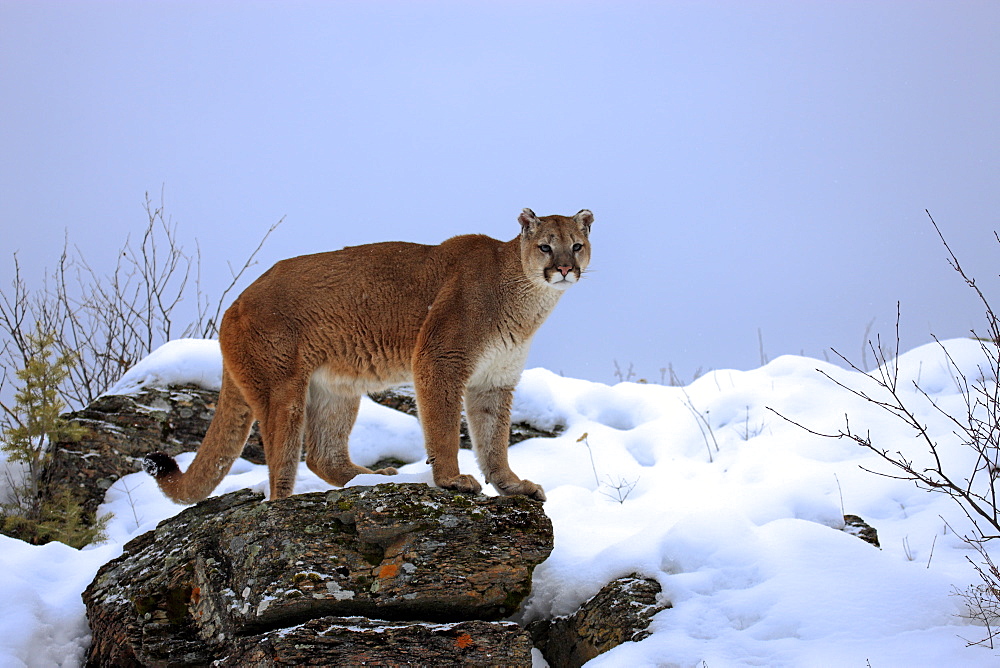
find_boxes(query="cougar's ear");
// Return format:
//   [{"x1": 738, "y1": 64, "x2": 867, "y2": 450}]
[
  {"x1": 518, "y1": 208, "x2": 540, "y2": 236},
  {"x1": 574, "y1": 209, "x2": 594, "y2": 236}
]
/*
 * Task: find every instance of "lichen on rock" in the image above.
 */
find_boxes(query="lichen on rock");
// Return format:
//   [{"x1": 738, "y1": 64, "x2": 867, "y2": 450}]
[{"x1": 83, "y1": 483, "x2": 552, "y2": 666}]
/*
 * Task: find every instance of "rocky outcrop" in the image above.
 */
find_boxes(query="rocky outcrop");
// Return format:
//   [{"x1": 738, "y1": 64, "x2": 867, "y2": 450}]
[
  {"x1": 59, "y1": 380, "x2": 655, "y2": 665},
  {"x1": 529, "y1": 575, "x2": 669, "y2": 668},
  {"x1": 83, "y1": 483, "x2": 552, "y2": 666}
]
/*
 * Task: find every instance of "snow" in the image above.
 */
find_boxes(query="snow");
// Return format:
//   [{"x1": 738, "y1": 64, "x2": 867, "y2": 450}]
[
  {"x1": 103, "y1": 338, "x2": 223, "y2": 396},
  {"x1": 3, "y1": 338, "x2": 1000, "y2": 666}
]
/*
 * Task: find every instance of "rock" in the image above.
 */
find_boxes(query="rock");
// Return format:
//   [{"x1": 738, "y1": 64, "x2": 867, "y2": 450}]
[
  {"x1": 41, "y1": 385, "x2": 264, "y2": 517},
  {"x1": 82, "y1": 483, "x2": 552, "y2": 666},
  {"x1": 529, "y1": 574, "x2": 669, "y2": 668},
  {"x1": 57, "y1": 382, "x2": 563, "y2": 664},
  {"x1": 217, "y1": 617, "x2": 534, "y2": 667},
  {"x1": 368, "y1": 385, "x2": 420, "y2": 417},
  {"x1": 843, "y1": 514, "x2": 880, "y2": 548}
]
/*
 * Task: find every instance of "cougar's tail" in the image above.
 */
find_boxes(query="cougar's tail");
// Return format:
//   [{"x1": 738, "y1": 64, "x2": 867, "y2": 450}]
[{"x1": 143, "y1": 367, "x2": 255, "y2": 505}]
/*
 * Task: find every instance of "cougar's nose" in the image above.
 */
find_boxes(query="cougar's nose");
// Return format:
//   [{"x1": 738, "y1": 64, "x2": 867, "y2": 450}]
[{"x1": 557, "y1": 265, "x2": 573, "y2": 277}]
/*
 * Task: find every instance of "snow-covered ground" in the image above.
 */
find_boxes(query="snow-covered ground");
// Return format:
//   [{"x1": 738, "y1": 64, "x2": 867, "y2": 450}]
[{"x1": 2, "y1": 337, "x2": 999, "y2": 667}]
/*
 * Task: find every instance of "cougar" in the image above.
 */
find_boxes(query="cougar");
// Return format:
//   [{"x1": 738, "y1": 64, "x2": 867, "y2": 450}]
[{"x1": 144, "y1": 208, "x2": 593, "y2": 504}]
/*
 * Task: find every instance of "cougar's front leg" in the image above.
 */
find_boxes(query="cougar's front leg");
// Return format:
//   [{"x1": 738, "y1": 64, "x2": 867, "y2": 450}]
[
  {"x1": 413, "y1": 354, "x2": 482, "y2": 495},
  {"x1": 465, "y1": 385, "x2": 546, "y2": 501}
]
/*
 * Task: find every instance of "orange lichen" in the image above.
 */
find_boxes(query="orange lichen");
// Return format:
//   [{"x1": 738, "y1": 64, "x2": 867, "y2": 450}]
[
  {"x1": 378, "y1": 563, "x2": 399, "y2": 579},
  {"x1": 454, "y1": 633, "x2": 473, "y2": 649}
]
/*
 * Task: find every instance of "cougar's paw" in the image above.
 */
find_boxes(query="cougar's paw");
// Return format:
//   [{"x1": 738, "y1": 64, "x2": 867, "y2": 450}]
[
  {"x1": 437, "y1": 474, "x2": 483, "y2": 495},
  {"x1": 494, "y1": 478, "x2": 547, "y2": 502},
  {"x1": 372, "y1": 467, "x2": 398, "y2": 476}
]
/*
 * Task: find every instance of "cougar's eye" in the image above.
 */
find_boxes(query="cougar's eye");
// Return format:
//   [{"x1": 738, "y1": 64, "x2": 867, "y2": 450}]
[
  {"x1": 572, "y1": 243, "x2": 583, "y2": 252},
  {"x1": 539, "y1": 244, "x2": 552, "y2": 253}
]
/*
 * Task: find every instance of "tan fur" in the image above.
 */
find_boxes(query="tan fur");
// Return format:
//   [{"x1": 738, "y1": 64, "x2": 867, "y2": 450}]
[{"x1": 145, "y1": 208, "x2": 593, "y2": 503}]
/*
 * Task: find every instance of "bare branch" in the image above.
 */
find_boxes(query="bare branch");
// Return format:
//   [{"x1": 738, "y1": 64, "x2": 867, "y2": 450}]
[
  {"x1": 0, "y1": 190, "x2": 279, "y2": 408},
  {"x1": 774, "y1": 214, "x2": 1000, "y2": 642},
  {"x1": 195, "y1": 216, "x2": 283, "y2": 338}
]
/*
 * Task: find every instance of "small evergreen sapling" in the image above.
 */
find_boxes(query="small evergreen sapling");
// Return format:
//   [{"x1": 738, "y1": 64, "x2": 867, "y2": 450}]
[{"x1": 0, "y1": 326, "x2": 107, "y2": 547}]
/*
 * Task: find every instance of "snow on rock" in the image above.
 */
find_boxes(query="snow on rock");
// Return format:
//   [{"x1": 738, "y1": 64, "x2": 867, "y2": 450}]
[
  {"x1": 2, "y1": 337, "x2": 1000, "y2": 666},
  {"x1": 104, "y1": 338, "x2": 223, "y2": 396}
]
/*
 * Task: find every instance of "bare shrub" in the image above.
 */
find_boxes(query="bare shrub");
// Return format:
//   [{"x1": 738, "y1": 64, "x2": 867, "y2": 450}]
[
  {"x1": 0, "y1": 192, "x2": 280, "y2": 408},
  {"x1": 772, "y1": 212, "x2": 1000, "y2": 647}
]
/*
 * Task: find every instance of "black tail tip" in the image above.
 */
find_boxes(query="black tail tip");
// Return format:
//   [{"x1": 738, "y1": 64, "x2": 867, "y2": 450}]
[{"x1": 143, "y1": 452, "x2": 180, "y2": 478}]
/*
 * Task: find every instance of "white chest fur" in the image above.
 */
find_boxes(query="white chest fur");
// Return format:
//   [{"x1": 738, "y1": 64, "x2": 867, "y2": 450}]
[{"x1": 468, "y1": 337, "x2": 531, "y2": 390}]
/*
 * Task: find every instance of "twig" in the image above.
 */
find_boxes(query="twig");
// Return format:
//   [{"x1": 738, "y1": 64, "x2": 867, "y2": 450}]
[
  {"x1": 680, "y1": 388, "x2": 718, "y2": 462},
  {"x1": 834, "y1": 473, "x2": 846, "y2": 520},
  {"x1": 758, "y1": 328, "x2": 769, "y2": 366},
  {"x1": 578, "y1": 433, "x2": 601, "y2": 486}
]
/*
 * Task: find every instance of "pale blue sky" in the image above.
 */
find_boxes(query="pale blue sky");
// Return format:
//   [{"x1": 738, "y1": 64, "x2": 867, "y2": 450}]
[{"x1": 2, "y1": 1, "x2": 998, "y2": 383}]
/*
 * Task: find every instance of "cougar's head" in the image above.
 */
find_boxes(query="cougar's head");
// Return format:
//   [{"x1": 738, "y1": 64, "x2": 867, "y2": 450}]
[{"x1": 518, "y1": 208, "x2": 593, "y2": 291}]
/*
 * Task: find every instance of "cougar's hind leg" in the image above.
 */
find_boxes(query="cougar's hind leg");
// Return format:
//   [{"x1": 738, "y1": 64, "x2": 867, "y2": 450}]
[
  {"x1": 256, "y1": 380, "x2": 309, "y2": 501},
  {"x1": 304, "y1": 378, "x2": 397, "y2": 487}
]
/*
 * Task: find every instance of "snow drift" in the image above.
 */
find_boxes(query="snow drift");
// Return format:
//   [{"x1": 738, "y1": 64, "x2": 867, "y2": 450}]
[{"x1": 1, "y1": 337, "x2": 999, "y2": 666}]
